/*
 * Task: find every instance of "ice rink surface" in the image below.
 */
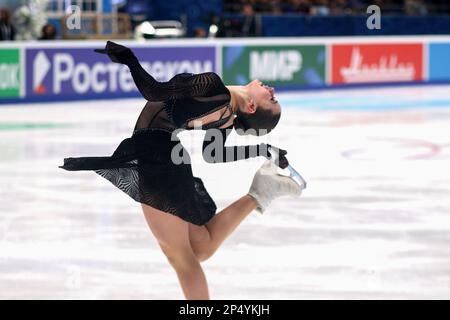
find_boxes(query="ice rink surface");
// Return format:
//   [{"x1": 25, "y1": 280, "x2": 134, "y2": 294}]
[{"x1": 1, "y1": 85, "x2": 449, "y2": 299}]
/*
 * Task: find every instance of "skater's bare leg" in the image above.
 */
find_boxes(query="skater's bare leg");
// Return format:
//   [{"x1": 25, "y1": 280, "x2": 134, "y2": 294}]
[
  {"x1": 141, "y1": 203, "x2": 210, "y2": 300},
  {"x1": 189, "y1": 160, "x2": 301, "y2": 262},
  {"x1": 188, "y1": 195, "x2": 258, "y2": 262}
]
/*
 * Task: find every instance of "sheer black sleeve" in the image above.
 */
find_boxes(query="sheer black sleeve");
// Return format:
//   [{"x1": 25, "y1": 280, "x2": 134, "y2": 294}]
[
  {"x1": 125, "y1": 56, "x2": 226, "y2": 101},
  {"x1": 202, "y1": 126, "x2": 270, "y2": 163},
  {"x1": 96, "y1": 41, "x2": 228, "y2": 101}
]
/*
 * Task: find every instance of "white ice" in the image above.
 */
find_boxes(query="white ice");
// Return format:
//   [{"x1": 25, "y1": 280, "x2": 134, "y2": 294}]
[{"x1": 0, "y1": 84, "x2": 450, "y2": 299}]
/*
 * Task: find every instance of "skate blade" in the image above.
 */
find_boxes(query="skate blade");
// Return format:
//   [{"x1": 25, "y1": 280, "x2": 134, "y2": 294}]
[
  {"x1": 286, "y1": 164, "x2": 307, "y2": 190},
  {"x1": 267, "y1": 146, "x2": 307, "y2": 190}
]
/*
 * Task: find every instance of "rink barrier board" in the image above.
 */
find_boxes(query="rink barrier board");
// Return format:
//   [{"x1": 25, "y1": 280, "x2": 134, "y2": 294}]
[
  {"x1": 221, "y1": 44, "x2": 326, "y2": 87},
  {"x1": 0, "y1": 48, "x2": 21, "y2": 99},
  {"x1": 1, "y1": 36, "x2": 450, "y2": 104},
  {"x1": 24, "y1": 46, "x2": 216, "y2": 102}
]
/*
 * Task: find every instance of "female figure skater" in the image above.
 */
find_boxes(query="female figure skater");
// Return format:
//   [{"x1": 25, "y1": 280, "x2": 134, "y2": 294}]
[{"x1": 59, "y1": 41, "x2": 302, "y2": 299}]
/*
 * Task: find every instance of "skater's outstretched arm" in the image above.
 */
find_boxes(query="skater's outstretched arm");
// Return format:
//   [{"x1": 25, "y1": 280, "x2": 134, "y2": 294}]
[
  {"x1": 202, "y1": 126, "x2": 289, "y2": 168},
  {"x1": 95, "y1": 41, "x2": 179, "y2": 101},
  {"x1": 95, "y1": 41, "x2": 227, "y2": 101}
]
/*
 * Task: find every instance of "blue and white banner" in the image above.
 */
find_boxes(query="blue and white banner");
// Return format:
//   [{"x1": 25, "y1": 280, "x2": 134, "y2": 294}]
[{"x1": 25, "y1": 46, "x2": 216, "y2": 101}]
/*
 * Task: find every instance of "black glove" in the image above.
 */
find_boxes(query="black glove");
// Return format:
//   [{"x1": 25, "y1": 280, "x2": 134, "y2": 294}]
[
  {"x1": 260, "y1": 143, "x2": 289, "y2": 169},
  {"x1": 94, "y1": 41, "x2": 137, "y2": 65}
]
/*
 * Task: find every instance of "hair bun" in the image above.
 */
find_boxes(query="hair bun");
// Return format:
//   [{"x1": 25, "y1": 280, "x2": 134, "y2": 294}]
[
  {"x1": 233, "y1": 116, "x2": 246, "y2": 135},
  {"x1": 233, "y1": 116, "x2": 243, "y2": 128}
]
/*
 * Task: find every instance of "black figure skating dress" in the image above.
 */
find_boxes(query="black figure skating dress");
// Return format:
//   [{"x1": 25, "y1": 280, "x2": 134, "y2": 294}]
[{"x1": 59, "y1": 41, "x2": 272, "y2": 226}]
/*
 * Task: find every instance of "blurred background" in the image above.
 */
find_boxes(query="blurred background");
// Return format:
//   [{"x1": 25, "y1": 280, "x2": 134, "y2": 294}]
[
  {"x1": 0, "y1": 0, "x2": 450, "y2": 41},
  {"x1": 1, "y1": 1, "x2": 450, "y2": 299}
]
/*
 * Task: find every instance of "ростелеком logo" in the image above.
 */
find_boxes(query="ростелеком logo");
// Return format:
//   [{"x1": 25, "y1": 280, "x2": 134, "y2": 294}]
[
  {"x1": 33, "y1": 51, "x2": 51, "y2": 94},
  {"x1": 29, "y1": 49, "x2": 214, "y2": 96}
]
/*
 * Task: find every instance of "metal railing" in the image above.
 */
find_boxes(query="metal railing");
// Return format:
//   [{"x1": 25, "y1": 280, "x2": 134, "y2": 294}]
[{"x1": 59, "y1": 12, "x2": 132, "y2": 40}]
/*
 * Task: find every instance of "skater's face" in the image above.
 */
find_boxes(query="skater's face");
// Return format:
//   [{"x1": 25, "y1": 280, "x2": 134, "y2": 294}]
[{"x1": 247, "y1": 79, "x2": 281, "y2": 115}]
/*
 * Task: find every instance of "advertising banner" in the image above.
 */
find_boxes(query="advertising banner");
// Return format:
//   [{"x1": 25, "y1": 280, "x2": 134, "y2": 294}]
[
  {"x1": 26, "y1": 46, "x2": 216, "y2": 101},
  {"x1": 331, "y1": 43, "x2": 423, "y2": 84},
  {"x1": 222, "y1": 45, "x2": 326, "y2": 87},
  {"x1": 429, "y1": 43, "x2": 450, "y2": 82},
  {"x1": 0, "y1": 49, "x2": 21, "y2": 99}
]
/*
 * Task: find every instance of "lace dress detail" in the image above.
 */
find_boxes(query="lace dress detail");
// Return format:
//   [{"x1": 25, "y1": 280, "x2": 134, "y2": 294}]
[{"x1": 59, "y1": 43, "x2": 268, "y2": 225}]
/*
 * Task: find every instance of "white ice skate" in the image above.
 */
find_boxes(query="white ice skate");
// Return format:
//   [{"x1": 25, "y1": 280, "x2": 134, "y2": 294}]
[
  {"x1": 268, "y1": 146, "x2": 307, "y2": 190},
  {"x1": 248, "y1": 158, "x2": 306, "y2": 214}
]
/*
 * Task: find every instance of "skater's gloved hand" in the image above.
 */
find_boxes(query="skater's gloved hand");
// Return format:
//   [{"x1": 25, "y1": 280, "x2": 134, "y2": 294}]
[
  {"x1": 94, "y1": 41, "x2": 137, "y2": 65},
  {"x1": 260, "y1": 143, "x2": 289, "y2": 169}
]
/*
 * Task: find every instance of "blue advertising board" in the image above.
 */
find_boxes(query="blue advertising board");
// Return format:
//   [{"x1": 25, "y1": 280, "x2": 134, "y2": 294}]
[
  {"x1": 429, "y1": 43, "x2": 450, "y2": 82},
  {"x1": 25, "y1": 46, "x2": 216, "y2": 102}
]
